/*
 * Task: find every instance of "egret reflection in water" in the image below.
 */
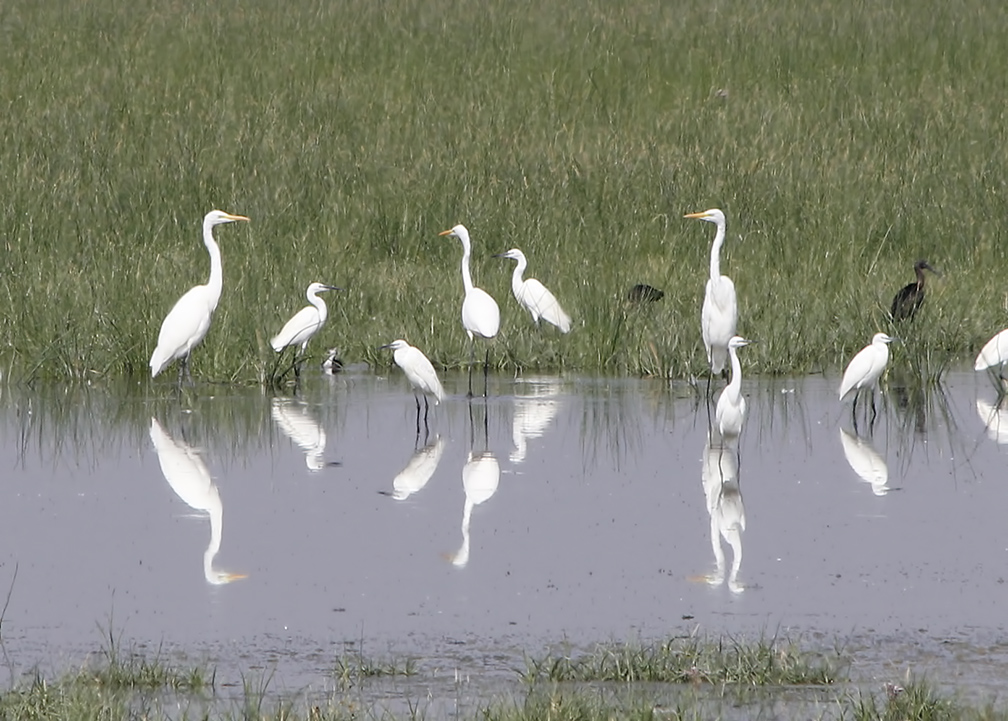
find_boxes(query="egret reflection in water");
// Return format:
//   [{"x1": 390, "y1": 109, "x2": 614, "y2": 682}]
[
  {"x1": 839, "y1": 427, "x2": 889, "y2": 496},
  {"x1": 384, "y1": 435, "x2": 446, "y2": 500},
  {"x1": 976, "y1": 398, "x2": 1008, "y2": 445},
  {"x1": 270, "y1": 397, "x2": 331, "y2": 471},
  {"x1": 697, "y1": 433, "x2": 745, "y2": 594},
  {"x1": 148, "y1": 418, "x2": 246, "y2": 585},
  {"x1": 511, "y1": 378, "x2": 562, "y2": 463},
  {"x1": 449, "y1": 451, "x2": 500, "y2": 569}
]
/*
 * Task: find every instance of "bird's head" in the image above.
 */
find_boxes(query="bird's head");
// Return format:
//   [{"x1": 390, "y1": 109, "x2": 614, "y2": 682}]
[
  {"x1": 728, "y1": 336, "x2": 753, "y2": 349},
  {"x1": 307, "y1": 282, "x2": 341, "y2": 296},
  {"x1": 204, "y1": 210, "x2": 250, "y2": 227},
  {"x1": 873, "y1": 332, "x2": 896, "y2": 345},
  {"x1": 439, "y1": 224, "x2": 469, "y2": 241},
  {"x1": 380, "y1": 340, "x2": 409, "y2": 352},
  {"x1": 915, "y1": 260, "x2": 941, "y2": 276},
  {"x1": 683, "y1": 208, "x2": 725, "y2": 226},
  {"x1": 493, "y1": 248, "x2": 524, "y2": 262}
]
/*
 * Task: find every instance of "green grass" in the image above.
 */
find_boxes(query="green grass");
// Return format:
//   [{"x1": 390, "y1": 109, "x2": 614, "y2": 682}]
[
  {"x1": 1, "y1": 0, "x2": 1007, "y2": 382},
  {"x1": 2, "y1": 639, "x2": 1007, "y2": 720}
]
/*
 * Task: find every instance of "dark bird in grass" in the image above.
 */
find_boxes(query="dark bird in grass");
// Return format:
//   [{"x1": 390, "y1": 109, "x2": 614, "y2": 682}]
[
  {"x1": 890, "y1": 260, "x2": 940, "y2": 322},
  {"x1": 627, "y1": 283, "x2": 664, "y2": 303}
]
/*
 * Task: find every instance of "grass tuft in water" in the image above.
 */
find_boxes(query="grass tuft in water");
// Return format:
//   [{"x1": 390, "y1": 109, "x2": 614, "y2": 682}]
[{"x1": 521, "y1": 634, "x2": 844, "y2": 687}]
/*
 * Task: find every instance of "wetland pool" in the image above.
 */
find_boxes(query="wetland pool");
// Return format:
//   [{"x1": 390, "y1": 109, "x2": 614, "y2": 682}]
[{"x1": 1, "y1": 369, "x2": 1007, "y2": 705}]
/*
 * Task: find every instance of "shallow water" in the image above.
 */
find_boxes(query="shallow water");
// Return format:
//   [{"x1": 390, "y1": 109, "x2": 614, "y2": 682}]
[{"x1": 1, "y1": 370, "x2": 1007, "y2": 704}]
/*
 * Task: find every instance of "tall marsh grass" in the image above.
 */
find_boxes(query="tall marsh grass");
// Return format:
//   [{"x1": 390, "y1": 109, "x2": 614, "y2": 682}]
[{"x1": 1, "y1": 0, "x2": 1006, "y2": 382}]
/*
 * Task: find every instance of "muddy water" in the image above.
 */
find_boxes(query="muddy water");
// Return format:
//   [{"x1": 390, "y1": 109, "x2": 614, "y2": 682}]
[{"x1": 1, "y1": 371, "x2": 1007, "y2": 699}]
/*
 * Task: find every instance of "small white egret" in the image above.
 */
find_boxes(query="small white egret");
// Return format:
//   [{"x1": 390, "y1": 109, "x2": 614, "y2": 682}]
[
  {"x1": 715, "y1": 336, "x2": 753, "y2": 439},
  {"x1": 494, "y1": 248, "x2": 572, "y2": 333},
  {"x1": 270, "y1": 282, "x2": 341, "y2": 379},
  {"x1": 149, "y1": 210, "x2": 249, "y2": 383},
  {"x1": 975, "y1": 329, "x2": 1008, "y2": 378},
  {"x1": 439, "y1": 224, "x2": 500, "y2": 397},
  {"x1": 839, "y1": 332, "x2": 895, "y2": 425},
  {"x1": 381, "y1": 339, "x2": 445, "y2": 430},
  {"x1": 890, "y1": 260, "x2": 939, "y2": 322},
  {"x1": 684, "y1": 209, "x2": 737, "y2": 384}
]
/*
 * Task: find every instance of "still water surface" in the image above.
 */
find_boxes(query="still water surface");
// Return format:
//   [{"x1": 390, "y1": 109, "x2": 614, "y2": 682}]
[{"x1": 1, "y1": 371, "x2": 1007, "y2": 696}]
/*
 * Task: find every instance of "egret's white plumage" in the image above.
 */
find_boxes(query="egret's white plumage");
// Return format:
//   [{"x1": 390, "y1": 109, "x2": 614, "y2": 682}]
[
  {"x1": 839, "y1": 427, "x2": 889, "y2": 496},
  {"x1": 270, "y1": 397, "x2": 328, "y2": 471},
  {"x1": 388, "y1": 436, "x2": 446, "y2": 501},
  {"x1": 715, "y1": 336, "x2": 752, "y2": 438},
  {"x1": 271, "y1": 282, "x2": 339, "y2": 354},
  {"x1": 382, "y1": 339, "x2": 445, "y2": 427},
  {"x1": 149, "y1": 417, "x2": 246, "y2": 585},
  {"x1": 440, "y1": 224, "x2": 500, "y2": 396},
  {"x1": 495, "y1": 248, "x2": 571, "y2": 333},
  {"x1": 150, "y1": 210, "x2": 249, "y2": 380},
  {"x1": 685, "y1": 209, "x2": 737, "y2": 375},
  {"x1": 839, "y1": 333, "x2": 894, "y2": 402},
  {"x1": 975, "y1": 329, "x2": 1008, "y2": 374}
]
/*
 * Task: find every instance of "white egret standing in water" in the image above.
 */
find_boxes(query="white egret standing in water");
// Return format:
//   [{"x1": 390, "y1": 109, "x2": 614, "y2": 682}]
[
  {"x1": 380, "y1": 339, "x2": 445, "y2": 431},
  {"x1": 494, "y1": 248, "x2": 572, "y2": 333},
  {"x1": 975, "y1": 329, "x2": 1008, "y2": 380},
  {"x1": 149, "y1": 210, "x2": 249, "y2": 383},
  {"x1": 148, "y1": 418, "x2": 247, "y2": 585},
  {"x1": 839, "y1": 332, "x2": 894, "y2": 426},
  {"x1": 271, "y1": 282, "x2": 341, "y2": 379},
  {"x1": 684, "y1": 209, "x2": 737, "y2": 386},
  {"x1": 439, "y1": 224, "x2": 500, "y2": 397},
  {"x1": 715, "y1": 336, "x2": 753, "y2": 439}
]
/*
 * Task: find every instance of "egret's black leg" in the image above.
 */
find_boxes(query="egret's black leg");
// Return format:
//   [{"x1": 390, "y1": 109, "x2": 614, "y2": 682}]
[
  {"x1": 467, "y1": 343, "x2": 475, "y2": 398},
  {"x1": 483, "y1": 348, "x2": 490, "y2": 398}
]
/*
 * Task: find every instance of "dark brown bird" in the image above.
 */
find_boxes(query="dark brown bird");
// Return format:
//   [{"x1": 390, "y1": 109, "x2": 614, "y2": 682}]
[
  {"x1": 890, "y1": 260, "x2": 939, "y2": 322},
  {"x1": 627, "y1": 283, "x2": 664, "y2": 303}
]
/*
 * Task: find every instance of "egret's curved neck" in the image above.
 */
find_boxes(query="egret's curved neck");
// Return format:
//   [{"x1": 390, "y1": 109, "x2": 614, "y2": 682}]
[
  {"x1": 727, "y1": 346, "x2": 742, "y2": 397},
  {"x1": 510, "y1": 256, "x2": 527, "y2": 295},
  {"x1": 709, "y1": 220, "x2": 726, "y2": 281},
  {"x1": 457, "y1": 231, "x2": 474, "y2": 294},
  {"x1": 203, "y1": 220, "x2": 224, "y2": 304},
  {"x1": 204, "y1": 502, "x2": 223, "y2": 577},
  {"x1": 308, "y1": 289, "x2": 328, "y2": 324}
]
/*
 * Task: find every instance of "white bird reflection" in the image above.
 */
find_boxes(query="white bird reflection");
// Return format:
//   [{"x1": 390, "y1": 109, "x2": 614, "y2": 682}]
[
  {"x1": 385, "y1": 435, "x2": 446, "y2": 500},
  {"x1": 698, "y1": 433, "x2": 745, "y2": 593},
  {"x1": 839, "y1": 427, "x2": 889, "y2": 495},
  {"x1": 977, "y1": 399, "x2": 1008, "y2": 445},
  {"x1": 511, "y1": 378, "x2": 562, "y2": 463},
  {"x1": 449, "y1": 451, "x2": 500, "y2": 568},
  {"x1": 271, "y1": 397, "x2": 330, "y2": 471},
  {"x1": 148, "y1": 418, "x2": 246, "y2": 585}
]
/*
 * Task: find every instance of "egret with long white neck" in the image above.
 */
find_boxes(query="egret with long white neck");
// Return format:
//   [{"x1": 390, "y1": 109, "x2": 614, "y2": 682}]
[
  {"x1": 439, "y1": 224, "x2": 500, "y2": 397},
  {"x1": 715, "y1": 336, "x2": 752, "y2": 439},
  {"x1": 684, "y1": 208, "x2": 737, "y2": 388},
  {"x1": 150, "y1": 210, "x2": 249, "y2": 384},
  {"x1": 494, "y1": 248, "x2": 571, "y2": 333},
  {"x1": 271, "y1": 282, "x2": 341, "y2": 380}
]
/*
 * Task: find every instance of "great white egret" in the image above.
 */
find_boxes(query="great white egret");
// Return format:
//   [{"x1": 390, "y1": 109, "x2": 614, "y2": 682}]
[
  {"x1": 839, "y1": 332, "x2": 894, "y2": 425},
  {"x1": 271, "y1": 282, "x2": 341, "y2": 378},
  {"x1": 149, "y1": 418, "x2": 247, "y2": 585},
  {"x1": 684, "y1": 209, "x2": 737, "y2": 380},
  {"x1": 439, "y1": 224, "x2": 500, "y2": 397},
  {"x1": 149, "y1": 210, "x2": 249, "y2": 382},
  {"x1": 715, "y1": 336, "x2": 753, "y2": 438},
  {"x1": 494, "y1": 248, "x2": 572, "y2": 333},
  {"x1": 975, "y1": 329, "x2": 1008, "y2": 378},
  {"x1": 380, "y1": 339, "x2": 445, "y2": 430},
  {"x1": 891, "y1": 260, "x2": 940, "y2": 322}
]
